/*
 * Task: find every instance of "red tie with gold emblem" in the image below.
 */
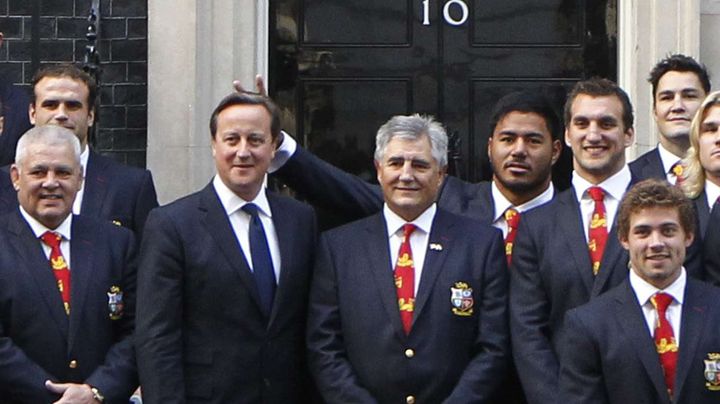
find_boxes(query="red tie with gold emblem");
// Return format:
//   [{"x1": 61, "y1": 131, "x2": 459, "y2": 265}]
[
  {"x1": 587, "y1": 186, "x2": 608, "y2": 276},
  {"x1": 650, "y1": 292, "x2": 678, "y2": 397},
  {"x1": 40, "y1": 231, "x2": 71, "y2": 315},
  {"x1": 504, "y1": 208, "x2": 520, "y2": 266},
  {"x1": 670, "y1": 162, "x2": 685, "y2": 186},
  {"x1": 394, "y1": 223, "x2": 417, "y2": 335}
]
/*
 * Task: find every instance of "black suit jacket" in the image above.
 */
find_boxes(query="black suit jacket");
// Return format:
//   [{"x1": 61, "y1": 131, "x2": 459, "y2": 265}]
[
  {"x1": 559, "y1": 278, "x2": 720, "y2": 404},
  {"x1": 274, "y1": 145, "x2": 496, "y2": 224},
  {"x1": 307, "y1": 209, "x2": 509, "y2": 403},
  {"x1": 135, "y1": 184, "x2": 318, "y2": 403},
  {"x1": 0, "y1": 151, "x2": 158, "y2": 237},
  {"x1": 702, "y1": 200, "x2": 720, "y2": 286},
  {"x1": 629, "y1": 148, "x2": 666, "y2": 181},
  {"x1": 0, "y1": 211, "x2": 138, "y2": 403},
  {"x1": 0, "y1": 81, "x2": 32, "y2": 166}
]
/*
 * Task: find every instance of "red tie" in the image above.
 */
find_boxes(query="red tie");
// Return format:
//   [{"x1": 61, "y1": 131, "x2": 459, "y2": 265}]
[
  {"x1": 40, "y1": 231, "x2": 71, "y2": 315},
  {"x1": 394, "y1": 223, "x2": 417, "y2": 335},
  {"x1": 587, "y1": 186, "x2": 608, "y2": 276},
  {"x1": 671, "y1": 161, "x2": 685, "y2": 186},
  {"x1": 504, "y1": 208, "x2": 520, "y2": 266},
  {"x1": 651, "y1": 292, "x2": 678, "y2": 397}
]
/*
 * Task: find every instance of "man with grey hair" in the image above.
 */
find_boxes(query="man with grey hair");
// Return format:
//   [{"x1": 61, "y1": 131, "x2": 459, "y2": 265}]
[
  {"x1": 307, "y1": 114, "x2": 509, "y2": 403},
  {"x1": 0, "y1": 125, "x2": 138, "y2": 403}
]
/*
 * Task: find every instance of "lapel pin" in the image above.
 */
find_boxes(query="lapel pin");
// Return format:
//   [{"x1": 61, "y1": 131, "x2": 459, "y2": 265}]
[{"x1": 429, "y1": 243, "x2": 443, "y2": 251}]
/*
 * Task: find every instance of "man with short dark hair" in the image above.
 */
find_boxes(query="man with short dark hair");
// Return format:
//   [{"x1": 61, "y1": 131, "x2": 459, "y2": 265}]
[
  {"x1": 0, "y1": 125, "x2": 138, "y2": 403},
  {"x1": 631, "y1": 54, "x2": 710, "y2": 184},
  {"x1": 1, "y1": 63, "x2": 158, "y2": 236},
  {"x1": 307, "y1": 114, "x2": 508, "y2": 403},
  {"x1": 135, "y1": 92, "x2": 318, "y2": 403},
  {"x1": 559, "y1": 179, "x2": 720, "y2": 404}
]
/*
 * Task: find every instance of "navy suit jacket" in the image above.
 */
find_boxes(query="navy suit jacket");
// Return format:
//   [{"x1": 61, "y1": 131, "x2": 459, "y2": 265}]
[
  {"x1": 559, "y1": 278, "x2": 720, "y2": 404},
  {"x1": 0, "y1": 211, "x2": 138, "y2": 403},
  {"x1": 0, "y1": 81, "x2": 32, "y2": 166},
  {"x1": 629, "y1": 148, "x2": 666, "y2": 181},
  {"x1": 307, "y1": 209, "x2": 509, "y2": 403},
  {"x1": 0, "y1": 151, "x2": 158, "y2": 237},
  {"x1": 135, "y1": 184, "x2": 318, "y2": 403},
  {"x1": 274, "y1": 145, "x2": 496, "y2": 225},
  {"x1": 702, "y1": 201, "x2": 720, "y2": 286}
]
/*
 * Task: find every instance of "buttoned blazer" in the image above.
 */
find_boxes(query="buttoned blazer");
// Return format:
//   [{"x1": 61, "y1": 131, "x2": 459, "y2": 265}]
[
  {"x1": 629, "y1": 148, "x2": 666, "y2": 182},
  {"x1": 0, "y1": 151, "x2": 158, "y2": 237},
  {"x1": 274, "y1": 145, "x2": 497, "y2": 224},
  {"x1": 307, "y1": 209, "x2": 509, "y2": 403},
  {"x1": 0, "y1": 210, "x2": 138, "y2": 403},
  {"x1": 135, "y1": 184, "x2": 318, "y2": 404},
  {"x1": 559, "y1": 278, "x2": 720, "y2": 404}
]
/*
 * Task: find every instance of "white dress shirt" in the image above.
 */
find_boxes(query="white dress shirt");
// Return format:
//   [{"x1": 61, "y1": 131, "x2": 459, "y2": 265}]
[
  {"x1": 268, "y1": 130, "x2": 297, "y2": 173},
  {"x1": 20, "y1": 206, "x2": 73, "y2": 268},
  {"x1": 213, "y1": 175, "x2": 282, "y2": 283},
  {"x1": 657, "y1": 143, "x2": 683, "y2": 185},
  {"x1": 384, "y1": 203, "x2": 436, "y2": 295},
  {"x1": 72, "y1": 146, "x2": 90, "y2": 215},
  {"x1": 630, "y1": 267, "x2": 686, "y2": 344},
  {"x1": 491, "y1": 181, "x2": 554, "y2": 238},
  {"x1": 572, "y1": 165, "x2": 632, "y2": 242}
]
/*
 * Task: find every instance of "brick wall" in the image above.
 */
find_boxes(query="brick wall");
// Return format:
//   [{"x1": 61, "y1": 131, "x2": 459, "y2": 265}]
[{"x1": 0, "y1": 0, "x2": 149, "y2": 168}]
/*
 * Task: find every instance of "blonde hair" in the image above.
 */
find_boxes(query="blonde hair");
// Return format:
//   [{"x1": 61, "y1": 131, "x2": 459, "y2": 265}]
[{"x1": 681, "y1": 90, "x2": 720, "y2": 199}]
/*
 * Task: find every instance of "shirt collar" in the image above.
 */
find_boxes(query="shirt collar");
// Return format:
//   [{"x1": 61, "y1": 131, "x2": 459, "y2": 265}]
[
  {"x1": 705, "y1": 179, "x2": 720, "y2": 208},
  {"x1": 384, "y1": 203, "x2": 436, "y2": 238},
  {"x1": 19, "y1": 206, "x2": 73, "y2": 240},
  {"x1": 491, "y1": 181, "x2": 554, "y2": 222},
  {"x1": 572, "y1": 164, "x2": 632, "y2": 203},
  {"x1": 630, "y1": 266, "x2": 686, "y2": 307},
  {"x1": 657, "y1": 143, "x2": 682, "y2": 175},
  {"x1": 212, "y1": 175, "x2": 272, "y2": 218},
  {"x1": 80, "y1": 146, "x2": 89, "y2": 178}
]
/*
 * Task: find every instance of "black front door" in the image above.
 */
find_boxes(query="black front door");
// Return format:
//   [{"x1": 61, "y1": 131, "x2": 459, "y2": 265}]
[{"x1": 270, "y1": 0, "x2": 617, "y2": 185}]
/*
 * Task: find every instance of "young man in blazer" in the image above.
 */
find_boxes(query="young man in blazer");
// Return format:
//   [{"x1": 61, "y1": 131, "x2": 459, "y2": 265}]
[
  {"x1": 307, "y1": 114, "x2": 508, "y2": 403},
  {"x1": 559, "y1": 179, "x2": 720, "y2": 404},
  {"x1": 135, "y1": 92, "x2": 318, "y2": 403}
]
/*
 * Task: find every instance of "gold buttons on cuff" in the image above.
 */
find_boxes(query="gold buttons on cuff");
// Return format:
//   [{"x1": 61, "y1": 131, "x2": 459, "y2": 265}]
[
  {"x1": 406, "y1": 395, "x2": 416, "y2": 404},
  {"x1": 404, "y1": 349, "x2": 415, "y2": 358},
  {"x1": 68, "y1": 359, "x2": 78, "y2": 369}
]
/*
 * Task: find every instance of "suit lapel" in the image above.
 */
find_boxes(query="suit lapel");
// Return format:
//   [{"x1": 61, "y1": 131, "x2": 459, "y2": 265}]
[
  {"x1": 80, "y1": 152, "x2": 108, "y2": 216},
  {"x1": 614, "y1": 281, "x2": 669, "y2": 400},
  {"x1": 591, "y1": 224, "x2": 627, "y2": 297},
  {"x1": 673, "y1": 280, "x2": 708, "y2": 400},
  {"x1": 644, "y1": 149, "x2": 666, "y2": 180},
  {"x1": 199, "y1": 185, "x2": 263, "y2": 313},
  {"x1": 365, "y1": 214, "x2": 406, "y2": 340},
  {"x1": 463, "y1": 182, "x2": 495, "y2": 225},
  {"x1": 7, "y1": 211, "x2": 69, "y2": 340},
  {"x1": 693, "y1": 192, "x2": 710, "y2": 237},
  {"x1": 557, "y1": 190, "x2": 594, "y2": 294},
  {"x1": 266, "y1": 193, "x2": 294, "y2": 327},
  {"x1": 67, "y1": 216, "x2": 94, "y2": 351},
  {"x1": 412, "y1": 211, "x2": 452, "y2": 324}
]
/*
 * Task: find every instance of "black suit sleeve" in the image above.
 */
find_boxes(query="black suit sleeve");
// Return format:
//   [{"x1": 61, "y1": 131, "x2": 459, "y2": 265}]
[
  {"x1": 132, "y1": 170, "x2": 159, "y2": 239},
  {"x1": 445, "y1": 230, "x2": 509, "y2": 402},
  {"x1": 135, "y1": 209, "x2": 187, "y2": 402},
  {"x1": 509, "y1": 219, "x2": 558, "y2": 404},
  {"x1": 84, "y1": 230, "x2": 139, "y2": 402},
  {"x1": 558, "y1": 310, "x2": 609, "y2": 404},
  {"x1": 306, "y1": 234, "x2": 379, "y2": 404},
  {"x1": 273, "y1": 146, "x2": 384, "y2": 223}
]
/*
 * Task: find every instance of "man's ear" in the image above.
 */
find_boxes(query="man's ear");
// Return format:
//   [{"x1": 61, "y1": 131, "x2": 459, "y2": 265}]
[{"x1": 551, "y1": 139, "x2": 562, "y2": 165}]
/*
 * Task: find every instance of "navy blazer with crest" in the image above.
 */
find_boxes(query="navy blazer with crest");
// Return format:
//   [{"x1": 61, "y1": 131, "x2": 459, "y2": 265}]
[
  {"x1": 135, "y1": 184, "x2": 318, "y2": 403},
  {"x1": 307, "y1": 208, "x2": 509, "y2": 403},
  {"x1": 0, "y1": 210, "x2": 138, "y2": 403},
  {"x1": 559, "y1": 277, "x2": 720, "y2": 404}
]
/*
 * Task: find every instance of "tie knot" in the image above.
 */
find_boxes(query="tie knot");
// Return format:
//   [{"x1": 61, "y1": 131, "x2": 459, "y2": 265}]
[
  {"x1": 402, "y1": 223, "x2": 417, "y2": 238},
  {"x1": 241, "y1": 203, "x2": 260, "y2": 218},
  {"x1": 651, "y1": 292, "x2": 673, "y2": 313},
  {"x1": 504, "y1": 208, "x2": 520, "y2": 227},
  {"x1": 587, "y1": 186, "x2": 605, "y2": 202},
  {"x1": 40, "y1": 231, "x2": 62, "y2": 248}
]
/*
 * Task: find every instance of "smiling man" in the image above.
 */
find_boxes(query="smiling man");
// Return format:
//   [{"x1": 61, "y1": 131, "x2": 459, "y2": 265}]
[
  {"x1": 630, "y1": 54, "x2": 710, "y2": 184},
  {"x1": 559, "y1": 179, "x2": 720, "y2": 404},
  {"x1": 135, "y1": 92, "x2": 318, "y2": 403},
  {"x1": 0, "y1": 125, "x2": 138, "y2": 403},
  {"x1": 307, "y1": 114, "x2": 509, "y2": 403}
]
